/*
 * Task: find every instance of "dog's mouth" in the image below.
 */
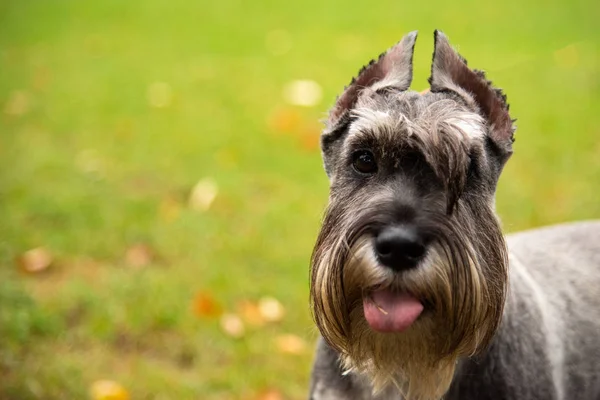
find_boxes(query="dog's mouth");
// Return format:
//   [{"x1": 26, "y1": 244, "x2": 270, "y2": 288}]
[{"x1": 363, "y1": 288, "x2": 424, "y2": 333}]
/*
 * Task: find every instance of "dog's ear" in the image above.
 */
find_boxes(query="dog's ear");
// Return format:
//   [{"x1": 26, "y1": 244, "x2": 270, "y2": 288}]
[
  {"x1": 321, "y1": 32, "x2": 417, "y2": 178},
  {"x1": 327, "y1": 31, "x2": 418, "y2": 129},
  {"x1": 429, "y1": 30, "x2": 515, "y2": 155}
]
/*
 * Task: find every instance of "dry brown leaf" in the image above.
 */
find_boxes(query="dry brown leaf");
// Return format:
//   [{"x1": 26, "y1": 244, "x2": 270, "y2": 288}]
[
  {"x1": 254, "y1": 388, "x2": 284, "y2": 400},
  {"x1": 220, "y1": 313, "x2": 245, "y2": 338},
  {"x1": 237, "y1": 300, "x2": 266, "y2": 326},
  {"x1": 90, "y1": 379, "x2": 130, "y2": 400},
  {"x1": 258, "y1": 296, "x2": 285, "y2": 322},
  {"x1": 299, "y1": 122, "x2": 321, "y2": 152},
  {"x1": 188, "y1": 178, "x2": 218, "y2": 212},
  {"x1": 192, "y1": 292, "x2": 222, "y2": 318},
  {"x1": 125, "y1": 243, "x2": 153, "y2": 268},
  {"x1": 4, "y1": 90, "x2": 30, "y2": 116},
  {"x1": 275, "y1": 334, "x2": 307, "y2": 355},
  {"x1": 267, "y1": 107, "x2": 301, "y2": 134},
  {"x1": 147, "y1": 81, "x2": 173, "y2": 108},
  {"x1": 17, "y1": 247, "x2": 53, "y2": 273}
]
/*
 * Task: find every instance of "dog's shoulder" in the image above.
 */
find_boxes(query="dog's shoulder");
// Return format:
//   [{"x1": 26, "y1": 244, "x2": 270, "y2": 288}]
[
  {"x1": 506, "y1": 219, "x2": 600, "y2": 311},
  {"x1": 506, "y1": 220, "x2": 600, "y2": 258}
]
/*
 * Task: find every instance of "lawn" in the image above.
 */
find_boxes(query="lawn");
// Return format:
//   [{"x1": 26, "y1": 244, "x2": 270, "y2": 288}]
[{"x1": 0, "y1": 0, "x2": 598, "y2": 399}]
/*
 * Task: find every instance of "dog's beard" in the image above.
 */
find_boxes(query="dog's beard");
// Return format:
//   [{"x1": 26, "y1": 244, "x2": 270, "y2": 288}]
[
  {"x1": 339, "y1": 240, "x2": 460, "y2": 399},
  {"x1": 310, "y1": 209, "x2": 508, "y2": 400}
]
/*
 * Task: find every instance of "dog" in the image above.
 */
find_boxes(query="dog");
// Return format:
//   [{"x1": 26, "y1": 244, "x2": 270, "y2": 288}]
[{"x1": 307, "y1": 30, "x2": 600, "y2": 400}]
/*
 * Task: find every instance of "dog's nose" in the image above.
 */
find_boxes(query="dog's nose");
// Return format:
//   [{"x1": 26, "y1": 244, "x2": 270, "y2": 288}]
[{"x1": 374, "y1": 225, "x2": 426, "y2": 271}]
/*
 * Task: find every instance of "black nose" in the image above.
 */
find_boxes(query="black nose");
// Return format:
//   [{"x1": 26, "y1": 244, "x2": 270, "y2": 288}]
[{"x1": 374, "y1": 225, "x2": 426, "y2": 271}]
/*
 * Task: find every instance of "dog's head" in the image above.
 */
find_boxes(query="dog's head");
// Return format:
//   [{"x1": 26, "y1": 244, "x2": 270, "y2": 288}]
[{"x1": 310, "y1": 31, "x2": 514, "y2": 399}]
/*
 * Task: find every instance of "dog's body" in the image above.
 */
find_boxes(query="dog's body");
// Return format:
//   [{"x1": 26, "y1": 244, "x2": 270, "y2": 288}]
[
  {"x1": 310, "y1": 221, "x2": 600, "y2": 400},
  {"x1": 307, "y1": 31, "x2": 600, "y2": 400}
]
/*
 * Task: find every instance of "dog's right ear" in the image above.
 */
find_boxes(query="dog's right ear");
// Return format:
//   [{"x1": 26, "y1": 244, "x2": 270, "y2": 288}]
[
  {"x1": 322, "y1": 31, "x2": 418, "y2": 178},
  {"x1": 327, "y1": 31, "x2": 418, "y2": 129}
]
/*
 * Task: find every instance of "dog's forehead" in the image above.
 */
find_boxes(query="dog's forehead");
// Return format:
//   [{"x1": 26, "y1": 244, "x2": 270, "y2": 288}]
[{"x1": 346, "y1": 90, "x2": 486, "y2": 146}]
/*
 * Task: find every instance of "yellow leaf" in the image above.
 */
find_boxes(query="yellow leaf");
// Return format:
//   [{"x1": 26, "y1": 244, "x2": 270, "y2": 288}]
[
  {"x1": 220, "y1": 313, "x2": 245, "y2": 338},
  {"x1": 237, "y1": 300, "x2": 266, "y2": 327},
  {"x1": 17, "y1": 247, "x2": 53, "y2": 273},
  {"x1": 125, "y1": 243, "x2": 153, "y2": 269},
  {"x1": 282, "y1": 79, "x2": 322, "y2": 107},
  {"x1": 275, "y1": 334, "x2": 307, "y2": 355},
  {"x1": 90, "y1": 380, "x2": 130, "y2": 400},
  {"x1": 258, "y1": 296, "x2": 285, "y2": 322},
  {"x1": 188, "y1": 178, "x2": 218, "y2": 212}
]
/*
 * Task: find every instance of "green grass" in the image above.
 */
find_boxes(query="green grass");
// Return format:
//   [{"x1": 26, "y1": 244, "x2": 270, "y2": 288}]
[{"x1": 0, "y1": 0, "x2": 599, "y2": 398}]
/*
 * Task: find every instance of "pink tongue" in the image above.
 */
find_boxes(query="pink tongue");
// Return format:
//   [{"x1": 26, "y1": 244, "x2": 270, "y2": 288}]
[{"x1": 363, "y1": 289, "x2": 423, "y2": 333}]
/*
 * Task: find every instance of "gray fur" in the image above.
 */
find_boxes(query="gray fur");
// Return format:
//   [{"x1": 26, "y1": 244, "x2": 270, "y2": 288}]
[
  {"x1": 308, "y1": 30, "x2": 600, "y2": 400},
  {"x1": 310, "y1": 221, "x2": 600, "y2": 399}
]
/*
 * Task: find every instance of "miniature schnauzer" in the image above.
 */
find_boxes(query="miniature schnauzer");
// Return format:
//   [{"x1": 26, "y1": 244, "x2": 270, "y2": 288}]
[{"x1": 308, "y1": 30, "x2": 600, "y2": 400}]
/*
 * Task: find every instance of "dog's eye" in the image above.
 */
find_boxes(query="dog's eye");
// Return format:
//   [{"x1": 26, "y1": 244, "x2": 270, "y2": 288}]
[{"x1": 352, "y1": 150, "x2": 378, "y2": 175}]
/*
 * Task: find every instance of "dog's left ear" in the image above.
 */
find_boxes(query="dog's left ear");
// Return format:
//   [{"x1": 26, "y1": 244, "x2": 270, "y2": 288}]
[{"x1": 429, "y1": 30, "x2": 515, "y2": 155}]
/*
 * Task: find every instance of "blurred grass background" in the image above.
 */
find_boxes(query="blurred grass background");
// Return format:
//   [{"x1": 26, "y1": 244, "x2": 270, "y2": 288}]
[{"x1": 0, "y1": 0, "x2": 598, "y2": 399}]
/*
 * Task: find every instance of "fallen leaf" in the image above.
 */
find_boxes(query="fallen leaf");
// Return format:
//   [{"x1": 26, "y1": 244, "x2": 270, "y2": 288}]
[
  {"x1": 275, "y1": 334, "x2": 307, "y2": 355},
  {"x1": 254, "y1": 388, "x2": 284, "y2": 400},
  {"x1": 159, "y1": 197, "x2": 182, "y2": 223},
  {"x1": 267, "y1": 107, "x2": 301, "y2": 134},
  {"x1": 298, "y1": 122, "x2": 321, "y2": 151},
  {"x1": 17, "y1": 247, "x2": 53, "y2": 273},
  {"x1": 258, "y1": 296, "x2": 285, "y2": 322},
  {"x1": 125, "y1": 243, "x2": 153, "y2": 268},
  {"x1": 147, "y1": 81, "x2": 173, "y2": 108},
  {"x1": 220, "y1": 313, "x2": 245, "y2": 338},
  {"x1": 4, "y1": 90, "x2": 30, "y2": 116},
  {"x1": 237, "y1": 300, "x2": 265, "y2": 326},
  {"x1": 90, "y1": 380, "x2": 130, "y2": 400},
  {"x1": 282, "y1": 79, "x2": 322, "y2": 107},
  {"x1": 265, "y1": 29, "x2": 292, "y2": 56},
  {"x1": 192, "y1": 292, "x2": 222, "y2": 318},
  {"x1": 188, "y1": 178, "x2": 218, "y2": 212}
]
